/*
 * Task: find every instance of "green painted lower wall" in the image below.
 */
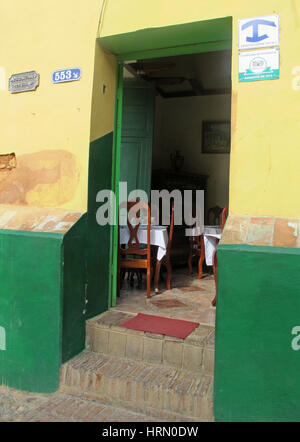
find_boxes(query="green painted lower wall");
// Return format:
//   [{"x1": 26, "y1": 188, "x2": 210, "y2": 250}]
[
  {"x1": 62, "y1": 214, "x2": 87, "y2": 363},
  {"x1": 0, "y1": 230, "x2": 63, "y2": 393},
  {"x1": 87, "y1": 132, "x2": 113, "y2": 318},
  {"x1": 0, "y1": 216, "x2": 88, "y2": 392},
  {"x1": 214, "y1": 244, "x2": 300, "y2": 422}
]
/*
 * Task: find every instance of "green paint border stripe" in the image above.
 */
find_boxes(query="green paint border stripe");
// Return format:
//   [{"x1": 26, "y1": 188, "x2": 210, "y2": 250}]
[
  {"x1": 0, "y1": 228, "x2": 64, "y2": 240},
  {"x1": 218, "y1": 243, "x2": 300, "y2": 256}
]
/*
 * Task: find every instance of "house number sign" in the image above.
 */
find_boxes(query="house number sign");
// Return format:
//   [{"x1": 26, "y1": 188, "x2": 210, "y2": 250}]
[
  {"x1": 9, "y1": 71, "x2": 39, "y2": 93},
  {"x1": 52, "y1": 68, "x2": 81, "y2": 84}
]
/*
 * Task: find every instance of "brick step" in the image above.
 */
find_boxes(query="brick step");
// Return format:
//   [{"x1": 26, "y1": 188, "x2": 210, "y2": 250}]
[
  {"x1": 60, "y1": 350, "x2": 214, "y2": 421},
  {"x1": 86, "y1": 310, "x2": 214, "y2": 376},
  {"x1": 16, "y1": 392, "x2": 159, "y2": 422}
]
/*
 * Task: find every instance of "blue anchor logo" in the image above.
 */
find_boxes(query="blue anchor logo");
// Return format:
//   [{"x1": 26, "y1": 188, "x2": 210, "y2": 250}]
[{"x1": 242, "y1": 19, "x2": 277, "y2": 43}]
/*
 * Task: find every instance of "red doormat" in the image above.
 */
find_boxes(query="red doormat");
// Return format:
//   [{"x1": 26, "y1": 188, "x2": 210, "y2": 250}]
[{"x1": 120, "y1": 313, "x2": 199, "y2": 339}]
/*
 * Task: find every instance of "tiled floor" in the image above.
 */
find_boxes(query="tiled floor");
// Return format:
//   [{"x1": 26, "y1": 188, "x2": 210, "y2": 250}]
[{"x1": 115, "y1": 268, "x2": 216, "y2": 327}]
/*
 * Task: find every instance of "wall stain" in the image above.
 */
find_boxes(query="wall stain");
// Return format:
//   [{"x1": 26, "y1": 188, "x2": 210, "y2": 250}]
[{"x1": 0, "y1": 150, "x2": 80, "y2": 207}]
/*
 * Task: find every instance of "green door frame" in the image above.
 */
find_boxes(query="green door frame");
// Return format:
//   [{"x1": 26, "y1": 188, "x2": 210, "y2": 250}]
[
  {"x1": 109, "y1": 62, "x2": 123, "y2": 308},
  {"x1": 106, "y1": 17, "x2": 233, "y2": 308}
]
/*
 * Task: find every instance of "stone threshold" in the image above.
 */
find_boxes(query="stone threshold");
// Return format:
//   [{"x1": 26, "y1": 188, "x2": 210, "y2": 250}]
[{"x1": 86, "y1": 310, "x2": 214, "y2": 376}]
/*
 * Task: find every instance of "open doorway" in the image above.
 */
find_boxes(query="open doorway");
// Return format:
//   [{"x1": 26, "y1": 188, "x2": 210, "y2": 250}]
[{"x1": 114, "y1": 49, "x2": 231, "y2": 327}]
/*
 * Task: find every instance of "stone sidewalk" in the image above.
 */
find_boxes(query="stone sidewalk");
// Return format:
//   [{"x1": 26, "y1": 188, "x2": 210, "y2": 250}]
[{"x1": 0, "y1": 387, "x2": 155, "y2": 422}]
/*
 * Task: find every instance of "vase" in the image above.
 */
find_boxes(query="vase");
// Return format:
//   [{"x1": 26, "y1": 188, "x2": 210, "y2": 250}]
[{"x1": 170, "y1": 150, "x2": 184, "y2": 171}]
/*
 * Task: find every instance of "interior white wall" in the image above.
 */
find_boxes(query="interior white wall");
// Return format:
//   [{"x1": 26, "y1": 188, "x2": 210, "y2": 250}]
[{"x1": 152, "y1": 94, "x2": 231, "y2": 212}]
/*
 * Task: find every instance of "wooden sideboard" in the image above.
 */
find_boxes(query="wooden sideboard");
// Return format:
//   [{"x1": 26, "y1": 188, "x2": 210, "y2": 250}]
[{"x1": 151, "y1": 169, "x2": 208, "y2": 267}]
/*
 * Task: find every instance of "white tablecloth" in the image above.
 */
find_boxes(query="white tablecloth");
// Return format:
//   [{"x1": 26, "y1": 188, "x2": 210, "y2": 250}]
[
  {"x1": 120, "y1": 225, "x2": 169, "y2": 261},
  {"x1": 188, "y1": 225, "x2": 222, "y2": 266}
]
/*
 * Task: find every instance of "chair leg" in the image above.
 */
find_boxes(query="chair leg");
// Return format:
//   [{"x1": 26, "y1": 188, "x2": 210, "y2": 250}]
[
  {"x1": 146, "y1": 267, "x2": 151, "y2": 298},
  {"x1": 117, "y1": 267, "x2": 121, "y2": 298},
  {"x1": 166, "y1": 258, "x2": 172, "y2": 291},
  {"x1": 154, "y1": 259, "x2": 162, "y2": 294},
  {"x1": 129, "y1": 271, "x2": 134, "y2": 287},
  {"x1": 188, "y1": 245, "x2": 193, "y2": 275},
  {"x1": 120, "y1": 269, "x2": 126, "y2": 288},
  {"x1": 137, "y1": 269, "x2": 142, "y2": 289}
]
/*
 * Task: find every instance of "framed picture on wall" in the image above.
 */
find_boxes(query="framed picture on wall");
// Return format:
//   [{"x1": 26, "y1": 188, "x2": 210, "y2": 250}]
[{"x1": 202, "y1": 121, "x2": 231, "y2": 154}]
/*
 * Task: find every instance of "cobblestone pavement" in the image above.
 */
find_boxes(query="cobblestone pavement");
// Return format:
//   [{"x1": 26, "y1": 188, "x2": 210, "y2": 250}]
[{"x1": 0, "y1": 387, "x2": 155, "y2": 422}]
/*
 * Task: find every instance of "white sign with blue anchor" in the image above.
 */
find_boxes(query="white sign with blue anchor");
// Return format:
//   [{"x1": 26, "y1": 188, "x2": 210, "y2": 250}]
[{"x1": 238, "y1": 14, "x2": 280, "y2": 50}]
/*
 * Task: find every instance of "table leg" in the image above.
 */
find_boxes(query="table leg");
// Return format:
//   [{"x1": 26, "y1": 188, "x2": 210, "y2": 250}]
[
  {"x1": 188, "y1": 242, "x2": 193, "y2": 275},
  {"x1": 198, "y1": 235, "x2": 205, "y2": 279},
  {"x1": 212, "y1": 250, "x2": 217, "y2": 306},
  {"x1": 198, "y1": 247, "x2": 205, "y2": 279},
  {"x1": 154, "y1": 259, "x2": 162, "y2": 294}
]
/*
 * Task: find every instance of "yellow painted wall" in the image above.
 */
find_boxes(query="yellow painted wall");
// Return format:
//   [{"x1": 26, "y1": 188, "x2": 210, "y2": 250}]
[
  {"x1": 0, "y1": 0, "x2": 116, "y2": 212},
  {"x1": 101, "y1": 0, "x2": 300, "y2": 218}
]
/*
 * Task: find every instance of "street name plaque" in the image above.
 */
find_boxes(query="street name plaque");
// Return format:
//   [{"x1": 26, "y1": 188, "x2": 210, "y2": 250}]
[{"x1": 9, "y1": 71, "x2": 39, "y2": 93}]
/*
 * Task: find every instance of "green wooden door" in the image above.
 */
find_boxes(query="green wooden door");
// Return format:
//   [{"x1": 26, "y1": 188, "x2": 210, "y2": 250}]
[{"x1": 120, "y1": 80, "x2": 155, "y2": 198}]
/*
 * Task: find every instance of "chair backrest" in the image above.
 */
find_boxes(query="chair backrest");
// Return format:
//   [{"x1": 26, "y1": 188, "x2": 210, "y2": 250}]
[
  {"x1": 166, "y1": 202, "x2": 175, "y2": 257},
  {"x1": 221, "y1": 205, "x2": 229, "y2": 232},
  {"x1": 208, "y1": 205, "x2": 223, "y2": 226},
  {"x1": 119, "y1": 201, "x2": 151, "y2": 258}
]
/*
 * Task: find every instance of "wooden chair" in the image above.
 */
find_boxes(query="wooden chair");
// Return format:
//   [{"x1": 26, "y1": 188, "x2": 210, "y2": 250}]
[
  {"x1": 154, "y1": 203, "x2": 174, "y2": 292},
  {"x1": 212, "y1": 205, "x2": 229, "y2": 306},
  {"x1": 118, "y1": 201, "x2": 151, "y2": 298},
  {"x1": 187, "y1": 203, "x2": 205, "y2": 279},
  {"x1": 221, "y1": 206, "x2": 229, "y2": 231},
  {"x1": 188, "y1": 233, "x2": 205, "y2": 279},
  {"x1": 208, "y1": 205, "x2": 223, "y2": 226}
]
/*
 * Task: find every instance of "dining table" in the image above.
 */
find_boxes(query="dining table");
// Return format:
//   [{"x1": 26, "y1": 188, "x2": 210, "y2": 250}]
[
  {"x1": 189, "y1": 225, "x2": 222, "y2": 266},
  {"x1": 203, "y1": 225, "x2": 222, "y2": 266}
]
